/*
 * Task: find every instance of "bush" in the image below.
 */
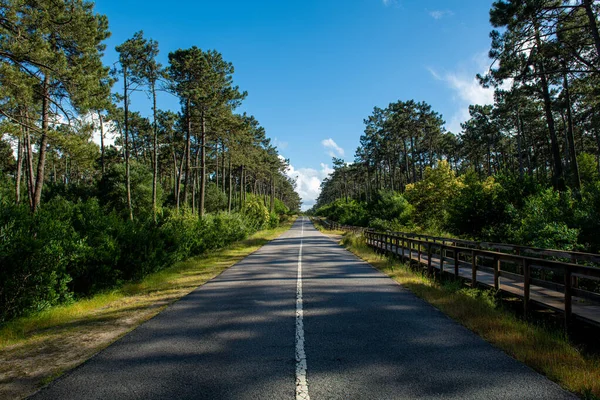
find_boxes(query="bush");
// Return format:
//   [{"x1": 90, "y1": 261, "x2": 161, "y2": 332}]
[
  {"x1": 0, "y1": 199, "x2": 75, "y2": 322},
  {"x1": 204, "y1": 182, "x2": 228, "y2": 213},
  {"x1": 446, "y1": 172, "x2": 506, "y2": 239},
  {"x1": 98, "y1": 161, "x2": 160, "y2": 219},
  {"x1": 316, "y1": 199, "x2": 369, "y2": 226},
  {"x1": 510, "y1": 189, "x2": 580, "y2": 250},
  {"x1": 243, "y1": 194, "x2": 270, "y2": 230},
  {"x1": 368, "y1": 190, "x2": 413, "y2": 228},
  {"x1": 0, "y1": 194, "x2": 269, "y2": 322},
  {"x1": 404, "y1": 160, "x2": 463, "y2": 228}
]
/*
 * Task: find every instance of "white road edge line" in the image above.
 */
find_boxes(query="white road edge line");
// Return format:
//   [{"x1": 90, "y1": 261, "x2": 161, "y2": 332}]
[{"x1": 295, "y1": 216, "x2": 310, "y2": 400}]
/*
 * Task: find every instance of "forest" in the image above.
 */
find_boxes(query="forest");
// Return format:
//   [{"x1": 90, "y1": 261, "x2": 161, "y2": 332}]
[
  {"x1": 0, "y1": 1, "x2": 300, "y2": 322},
  {"x1": 312, "y1": 0, "x2": 600, "y2": 254}
]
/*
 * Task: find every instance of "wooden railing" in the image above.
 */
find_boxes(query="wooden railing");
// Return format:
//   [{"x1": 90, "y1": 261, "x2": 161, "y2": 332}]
[
  {"x1": 364, "y1": 230, "x2": 600, "y2": 328},
  {"x1": 313, "y1": 218, "x2": 600, "y2": 328}
]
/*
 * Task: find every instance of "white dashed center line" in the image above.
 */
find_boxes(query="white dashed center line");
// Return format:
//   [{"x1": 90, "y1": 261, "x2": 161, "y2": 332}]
[{"x1": 295, "y1": 217, "x2": 310, "y2": 400}]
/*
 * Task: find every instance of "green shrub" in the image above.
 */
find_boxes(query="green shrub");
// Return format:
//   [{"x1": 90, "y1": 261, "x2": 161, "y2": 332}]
[
  {"x1": 0, "y1": 199, "x2": 75, "y2": 322},
  {"x1": 368, "y1": 190, "x2": 414, "y2": 228},
  {"x1": 204, "y1": 182, "x2": 228, "y2": 213},
  {"x1": 316, "y1": 198, "x2": 368, "y2": 226},
  {"x1": 0, "y1": 195, "x2": 268, "y2": 323},
  {"x1": 98, "y1": 161, "x2": 160, "y2": 218},
  {"x1": 511, "y1": 189, "x2": 580, "y2": 250},
  {"x1": 243, "y1": 194, "x2": 270, "y2": 229},
  {"x1": 446, "y1": 171, "x2": 507, "y2": 239},
  {"x1": 404, "y1": 160, "x2": 463, "y2": 228}
]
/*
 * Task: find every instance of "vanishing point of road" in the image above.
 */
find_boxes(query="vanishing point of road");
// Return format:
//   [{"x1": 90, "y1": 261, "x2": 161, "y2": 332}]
[{"x1": 32, "y1": 217, "x2": 574, "y2": 399}]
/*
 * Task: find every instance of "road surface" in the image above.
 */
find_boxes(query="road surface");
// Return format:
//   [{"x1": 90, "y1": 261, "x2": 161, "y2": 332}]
[{"x1": 32, "y1": 217, "x2": 573, "y2": 399}]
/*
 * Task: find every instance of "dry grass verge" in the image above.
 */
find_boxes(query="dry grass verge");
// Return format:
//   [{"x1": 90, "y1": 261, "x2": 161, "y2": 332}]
[
  {"x1": 0, "y1": 221, "x2": 294, "y2": 400},
  {"x1": 334, "y1": 231, "x2": 600, "y2": 399}
]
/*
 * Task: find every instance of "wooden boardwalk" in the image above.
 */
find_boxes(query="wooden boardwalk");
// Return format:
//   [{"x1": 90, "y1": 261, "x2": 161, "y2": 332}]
[{"x1": 367, "y1": 239, "x2": 600, "y2": 328}]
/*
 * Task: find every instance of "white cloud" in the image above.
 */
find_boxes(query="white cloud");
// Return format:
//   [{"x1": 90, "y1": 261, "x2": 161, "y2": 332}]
[
  {"x1": 382, "y1": 0, "x2": 397, "y2": 6},
  {"x1": 428, "y1": 10, "x2": 454, "y2": 20},
  {"x1": 285, "y1": 161, "x2": 334, "y2": 211},
  {"x1": 321, "y1": 138, "x2": 345, "y2": 158},
  {"x1": 427, "y1": 52, "x2": 499, "y2": 133}
]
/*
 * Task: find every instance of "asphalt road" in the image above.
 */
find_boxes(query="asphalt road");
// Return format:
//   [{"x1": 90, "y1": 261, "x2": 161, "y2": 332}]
[{"x1": 32, "y1": 217, "x2": 574, "y2": 399}]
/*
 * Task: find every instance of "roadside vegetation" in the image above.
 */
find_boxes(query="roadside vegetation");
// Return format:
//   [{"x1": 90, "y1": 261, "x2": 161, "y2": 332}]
[
  {"x1": 0, "y1": 219, "x2": 294, "y2": 399},
  {"x1": 0, "y1": 1, "x2": 301, "y2": 324},
  {"x1": 335, "y1": 231, "x2": 600, "y2": 399}
]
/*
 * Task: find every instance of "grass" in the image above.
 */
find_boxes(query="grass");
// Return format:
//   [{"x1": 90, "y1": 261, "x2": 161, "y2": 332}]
[
  {"x1": 336, "y1": 231, "x2": 600, "y2": 399},
  {"x1": 0, "y1": 220, "x2": 294, "y2": 399}
]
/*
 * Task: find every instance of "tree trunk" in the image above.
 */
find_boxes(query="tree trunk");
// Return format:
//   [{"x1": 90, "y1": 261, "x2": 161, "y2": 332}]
[
  {"x1": 222, "y1": 140, "x2": 226, "y2": 192},
  {"x1": 123, "y1": 68, "x2": 134, "y2": 221},
  {"x1": 228, "y1": 153, "x2": 232, "y2": 213},
  {"x1": 583, "y1": 0, "x2": 600, "y2": 59},
  {"x1": 98, "y1": 111, "x2": 106, "y2": 176},
  {"x1": 199, "y1": 109, "x2": 206, "y2": 218},
  {"x1": 562, "y1": 65, "x2": 581, "y2": 191},
  {"x1": 215, "y1": 141, "x2": 219, "y2": 190},
  {"x1": 173, "y1": 149, "x2": 179, "y2": 209},
  {"x1": 516, "y1": 107, "x2": 524, "y2": 179},
  {"x1": 177, "y1": 145, "x2": 185, "y2": 210},
  {"x1": 25, "y1": 125, "x2": 35, "y2": 210},
  {"x1": 151, "y1": 84, "x2": 158, "y2": 221},
  {"x1": 410, "y1": 136, "x2": 417, "y2": 183},
  {"x1": 240, "y1": 165, "x2": 245, "y2": 208},
  {"x1": 32, "y1": 75, "x2": 50, "y2": 213},
  {"x1": 270, "y1": 174, "x2": 275, "y2": 213},
  {"x1": 183, "y1": 99, "x2": 192, "y2": 208},
  {"x1": 15, "y1": 131, "x2": 23, "y2": 205},
  {"x1": 535, "y1": 29, "x2": 564, "y2": 190}
]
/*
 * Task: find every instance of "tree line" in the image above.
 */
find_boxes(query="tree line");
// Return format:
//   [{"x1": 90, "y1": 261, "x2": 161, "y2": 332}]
[
  {"x1": 313, "y1": 0, "x2": 600, "y2": 253},
  {"x1": 0, "y1": 1, "x2": 300, "y2": 217},
  {"x1": 0, "y1": 0, "x2": 299, "y2": 322}
]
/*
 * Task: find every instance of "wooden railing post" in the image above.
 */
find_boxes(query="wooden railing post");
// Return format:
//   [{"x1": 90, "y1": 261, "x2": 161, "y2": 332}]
[
  {"x1": 440, "y1": 245, "x2": 444, "y2": 274},
  {"x1": 493, "y1": 255, "x2": 500, "y2": 291},
  {"x1": 471, "y1": 250, "x2": 477, "y2": 287},
  {"x1": 564, "y1": 267, "x2": 573, "y2": 329},
  {"x1": 454, "y1": 249, "x2": 459, "y2": 279},
  {"x1": 401, "y1": 238, "x2": 406, "y2": 260},
  {"x1": 523, "y1": 259, "x2": 531, "y2": 318},
  {"x1": 418, "y1": 241, "x2": 422, "y2": 266},
  {"x1": 427, "y1": 243, "x2": 433, "y2": 276}
]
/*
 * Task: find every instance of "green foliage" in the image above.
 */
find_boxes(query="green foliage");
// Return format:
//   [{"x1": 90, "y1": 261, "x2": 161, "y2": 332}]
[
  {"x1": 446, "y1": 172, "x2": 507, "y2": 239},
  {"x1": 274, "y1": 198, "x2": 290, "y2": 215},
  {"x1": 577, "y1": 182, "x2": 600, "y2": 252},
  {"x1": 242, "y1": 194, "x2": 270, "y2": 230},
  {"x1": 577, "y1": 153, "x2": 599, "y2": 186},
  {"x1": 204, "y1": 182, "x2": 227, "y2": 213},
  {"x1": 510, "y1": 189, "x2": 580, "y2": 251},
  {"x1": 0, "y1": 199, "x2": 74, "y2": 322},
  {"x1": 367, "y1": 190, "x2": 413, "y2": 227},
  {"x1": 316, "y1": 198, "x2": 369, "y2": 226},
  {"x1": 404, "y1": 160, "x2": 463, "y2": 228},
  {"x1": 99, "y1": 161, "x2": 160, "y2": 218},
  {"x1": 268, "y1": 212, "x2": 279, "y2": 228},
  {"x1": 0, "y1": 194, "x2": 274, "y2": 322}
]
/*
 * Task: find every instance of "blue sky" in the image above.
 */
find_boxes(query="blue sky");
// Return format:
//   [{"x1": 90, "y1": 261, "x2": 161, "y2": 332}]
[{"x1": 95, "y1": 0, "x2": 497, "y2": 209}]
